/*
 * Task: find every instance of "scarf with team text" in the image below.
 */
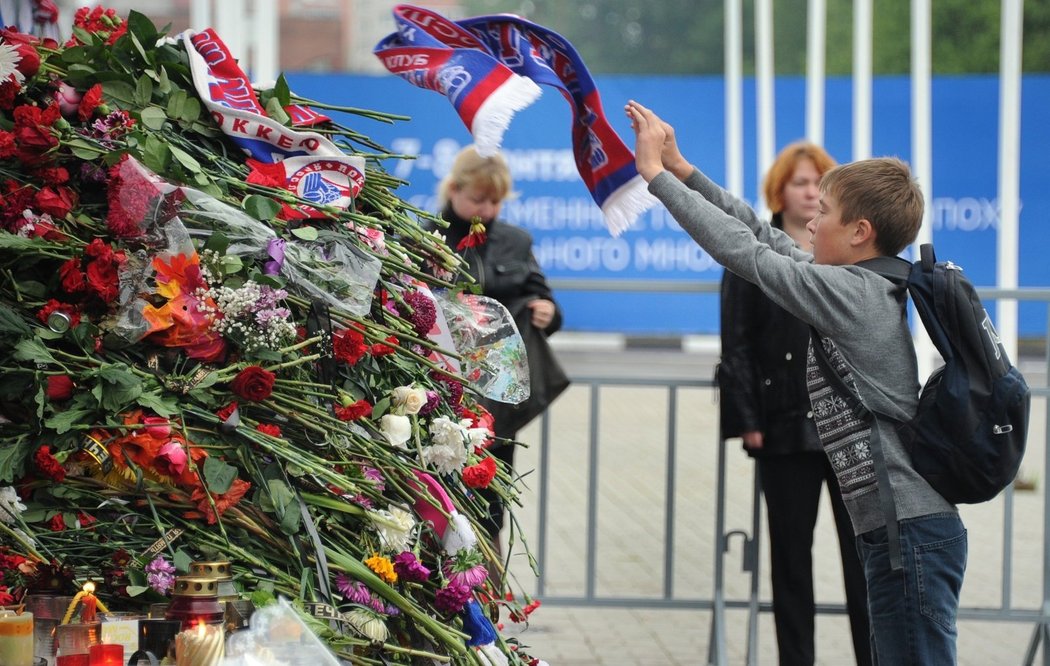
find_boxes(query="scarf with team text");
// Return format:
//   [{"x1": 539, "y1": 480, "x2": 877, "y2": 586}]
[
  {"x1": 185, "y1": 29, "x2": 366, "y2": 212},
  {"x1": 374, "y1": 4, "x2": 655, "y2": 236}
]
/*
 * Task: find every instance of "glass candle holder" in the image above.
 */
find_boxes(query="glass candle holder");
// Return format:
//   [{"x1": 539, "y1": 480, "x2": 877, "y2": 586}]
[
  {"x1": 138, "y1": 619, "x2": 180, "y2": 663},
  {"x1": 86, "y1": 643, "x2": 122, "y2": 666},
  {"x1": 0, "y1": 609, "x2": 34, "y2": 666},
  {"x1": 24, "y1": 594, "x2": 72, "y2": 666},
  {"x1": 55, "y1": 655, "x2": 88, "y2": 666},
  {"x1": 164, "y1": 578, "x2": 223, "y2": 630},
  {"x1": 54, "y1": 622, "x2": 100, "y2": 657}
]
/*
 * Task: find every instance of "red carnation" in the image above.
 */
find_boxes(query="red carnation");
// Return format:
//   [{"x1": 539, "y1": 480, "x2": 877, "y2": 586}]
[
  {"x1": 48, "y1": 514, "x2": 65, "y2": 531},
  {"x1": 333, "y1": 327, "x2": 368, "y2": 365},
  {"x1": 77, "y1": 84, "x2": 103, "y2": 121},
  {"x1": 59, "y1": 258, "x2": 85, "y2": 294},
  {"x1": 34, "y1": 445, "x2": 66, "y2": 482},
  {"x1": 85, "y1": 256, "x2": 119, "y2": 303},
  {"x1": 462, "y1": 455, "x2": 498, "y2": 489},
  {"x1": 46, "y1": 375, "x2": 75, "y2": 401},
  {"x1": 371, "y1": 336, "x2": 399, "y2": 356},
  {"x1": 334, "y1": 399, "x2": 372, "y2": 422},
  {"x1": 255, "y1": 423, "x2": 282, "y2": 437},
  {"x1": 229, "y1": 366, "x2": 276, "y2": 402},
  {"x1": 0, "y1": 131, "x2": 15, "y2": 159}
]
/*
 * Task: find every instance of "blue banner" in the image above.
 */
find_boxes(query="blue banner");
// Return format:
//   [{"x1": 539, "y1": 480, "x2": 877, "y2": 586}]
[{"x1": 287, "y1": 72, "x2": 1050, "y2": 336}]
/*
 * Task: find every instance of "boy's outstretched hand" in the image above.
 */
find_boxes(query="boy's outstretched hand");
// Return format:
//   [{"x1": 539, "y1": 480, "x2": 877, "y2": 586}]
[{"x1": 625, "y1": 100, "x2": 694, "y2": 183}]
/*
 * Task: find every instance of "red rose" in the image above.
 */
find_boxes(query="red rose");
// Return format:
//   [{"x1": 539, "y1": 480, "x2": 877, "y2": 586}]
[
  {"x1": 34, "y1": 445, "x2": 65, "y2": 482},
  {"x1": 59, "y1": 258, "x2": 85, "y2": 294},
  {"x1": 46, "y1": 375, "x2": 75, "y2": 401},
  {"x1": 334, "y1": 399, "x2": 372, "y2": 422},
  {"x1": 229, "y1": 366, "x2": 276, "y2": 402},
  {"x1": 462, "y1": 456, "x2": 498, "y2": 489},
  {"x1": 77, "y1": 84, "x2": 104, "y2": 121},
  {"x1": 48, "y1": 514, "x2": 65, "y2": 531},
  {"x1": 37, "y1": 299, "x2": 80, "y2": 329},
  {"x1": 34, "y1": 185, "x2": 77, "y2": 218},
  {"x1": 256, "y1": 423, "x2": 282, "y2": 437}
]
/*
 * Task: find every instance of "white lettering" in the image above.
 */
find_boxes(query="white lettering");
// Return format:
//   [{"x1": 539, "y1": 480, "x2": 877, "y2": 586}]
[{"x1": 930, "y1": 197, "x2": 1022, "y2": 231}]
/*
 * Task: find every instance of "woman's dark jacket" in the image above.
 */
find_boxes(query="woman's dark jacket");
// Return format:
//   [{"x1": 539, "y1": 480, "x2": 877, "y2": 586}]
[
  {"x1": 432, "y1": 207, "x2": 567, "y2": 435},
  {"x1": 717, "y1": 213, "x2": 821, "y2": 457}
]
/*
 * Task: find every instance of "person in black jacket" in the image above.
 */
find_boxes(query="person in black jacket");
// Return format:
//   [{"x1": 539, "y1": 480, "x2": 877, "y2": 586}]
[
  {"x1": 434, "y1": 145, "x2": 567, "y2": 556},
  {"x1": 719, "y1": 141, "x2": 871, "y2": 666}
]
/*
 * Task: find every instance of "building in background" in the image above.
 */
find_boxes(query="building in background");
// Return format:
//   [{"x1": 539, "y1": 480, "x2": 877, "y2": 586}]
[{"x1": 73, "y1": 0, "x2": 462, "y2": 74}]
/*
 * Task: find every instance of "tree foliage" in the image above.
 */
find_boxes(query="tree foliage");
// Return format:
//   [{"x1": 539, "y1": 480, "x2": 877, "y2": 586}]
[{"x1": 463, "y1": 0, "x2": 1050, "y2": 74}]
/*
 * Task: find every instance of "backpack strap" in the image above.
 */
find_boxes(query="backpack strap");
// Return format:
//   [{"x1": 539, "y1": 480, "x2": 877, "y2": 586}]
[{"x1": 809, "y1": 329, "x2": 904, "y2": 571}]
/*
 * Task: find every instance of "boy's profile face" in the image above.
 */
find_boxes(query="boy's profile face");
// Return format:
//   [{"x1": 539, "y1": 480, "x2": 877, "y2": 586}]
[{"x1": 807, "y1": 190, "x2": 858, "y2": 265}]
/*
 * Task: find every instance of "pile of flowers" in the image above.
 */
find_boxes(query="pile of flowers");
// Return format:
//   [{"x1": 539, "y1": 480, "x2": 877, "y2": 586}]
[{"x1": 0, "y1": 8, "x2": 543, "y2": 665}]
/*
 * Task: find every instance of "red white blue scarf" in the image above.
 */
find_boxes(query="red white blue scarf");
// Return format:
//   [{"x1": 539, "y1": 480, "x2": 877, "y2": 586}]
[
  {"x1": 374, "y1": 4, "x2": 654, "y2": 235},
  {"x1": 185, "y1": 29, "x2": 366, "y2": 210}
]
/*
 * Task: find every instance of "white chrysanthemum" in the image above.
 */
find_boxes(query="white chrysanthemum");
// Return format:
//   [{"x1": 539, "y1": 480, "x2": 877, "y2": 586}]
[
  {"x1": 346, "y1": 608, "x2": 389, "y2": 643},
  {"x1": 0, "y1": 43, "x2": 25, "y2": 86},
  {"x1": 422, "y1": 442, "x2": 468, "y2": 475},
  {"x1": 428, "y1": 415, "x2": 468, "y2": 449},
  {"x1": 0, "y1": 486, "x2": 26, "y2": 525},
  {"x1": 374, "y1": 505, "x2": 416, "y2": 551}
]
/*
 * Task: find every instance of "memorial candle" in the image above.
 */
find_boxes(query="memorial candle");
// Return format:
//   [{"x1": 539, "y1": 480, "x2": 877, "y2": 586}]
[
  {"x1": 174, "y1": 621, "x2": 223, "y2": 666},
  {"x1": 0, "y1": 609, "x2": 33, "y2": 666}
]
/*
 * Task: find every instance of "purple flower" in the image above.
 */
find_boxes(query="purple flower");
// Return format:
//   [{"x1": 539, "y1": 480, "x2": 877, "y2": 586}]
[
  {"x1": 402, "y1": 290, "x2": 436, "y2": 337},
  {"x1": 264, "y1": 238, "x2": 285, "y2": 276},
  {"x1": 443, "y1": 560, "x2": 488, "y2": 589},
  {"x1": 144, "y1": 556, "x2": 176, "y2": 595},
  {"x1": 434, "y1": 584, "x2": 472, "y2": 614},
  {"x1": 393, "y1": 551, "x2": 431, "y2": 584},
  {"x1": 418, "y1": 390, "x2": 440, "y2": 416}
]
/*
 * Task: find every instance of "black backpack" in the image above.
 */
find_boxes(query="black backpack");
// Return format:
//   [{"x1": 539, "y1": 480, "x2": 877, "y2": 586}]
[{"x1": 814, "y1": 243, "x2": 1030, "y2": 505}]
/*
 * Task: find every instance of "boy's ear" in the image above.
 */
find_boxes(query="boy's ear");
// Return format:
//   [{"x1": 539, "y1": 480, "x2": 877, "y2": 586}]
[{"x1": 851, "y1": 218, "x2": 876, "y2": 247}]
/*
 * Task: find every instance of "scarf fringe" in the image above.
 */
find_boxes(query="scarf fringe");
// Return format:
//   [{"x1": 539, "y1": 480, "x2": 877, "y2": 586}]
[
  {"x1": 600, "y1": 174, "x2": 660, "y2": 236},
  {"x1": 475, "y1": 643, "x2": 510, "y2": 666},
  {"x1": 470, "y1": 75, "x2": 543, "y2": 157}
]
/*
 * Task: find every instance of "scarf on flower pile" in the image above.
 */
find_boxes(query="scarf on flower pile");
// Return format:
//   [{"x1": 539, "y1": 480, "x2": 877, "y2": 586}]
[
  {"x1": 374, "y1": 4, "x2": 656, "y2": 236},
  {"x1": 183, "y1": 29, "x2": 366, "y2": 211}
]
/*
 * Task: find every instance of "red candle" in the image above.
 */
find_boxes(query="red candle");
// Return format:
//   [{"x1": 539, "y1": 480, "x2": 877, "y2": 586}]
[
  {"x1": 56, "y1": 655, "x2": 90, "y2": 666},
  {"x1": 88, "y1": 643, "x2": 123, "y2": 666},
  {"x1": 81, "y1": 593, "x2": 98, "y2": 623}
]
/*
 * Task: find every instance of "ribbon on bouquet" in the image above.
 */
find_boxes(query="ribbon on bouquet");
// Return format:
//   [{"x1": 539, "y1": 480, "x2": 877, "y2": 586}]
[
  {"x1": 184, "y1": 29, "x2": 366, "y2": 210},
  {"x1": 374, "y1": 4, "x2": 656, "y2": 236}
]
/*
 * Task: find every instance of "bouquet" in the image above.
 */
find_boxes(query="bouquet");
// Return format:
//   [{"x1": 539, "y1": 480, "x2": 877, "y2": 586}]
[{"x1": 0, "y1": 8, "x2": 544, "y2": 665}]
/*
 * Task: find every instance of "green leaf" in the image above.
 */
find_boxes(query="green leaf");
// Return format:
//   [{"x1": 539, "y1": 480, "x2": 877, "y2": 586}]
[
  {"x1": 179, "y1": 97, "x2": 202, "y2": 123},
  {"x1": 64, "y1": 137, "x2": 105, "y2": 161},
  {"x1": 168, "y1": 144, "x2": 202, "y2": 172},
  {"x1": 141, "y1": 135, "x2": 171, "y2": 173},
  {"x1": 59, "y1": 46, "x2": 87, "y2": 65},
  {"x1": 126, "y1": 10, "x2": 159, "y2": 45},
  {"x1": 203, "y1": 231, "x2": 230, "y2": 254},
  {"x1": 203, "y1": 457, "x2": 237, "y2": 494},
  {"x1": 165, "y1": 89, "x2": 187, "y2": 119},
  {"x1": 134, "y1": 74, "x2": 154, "y2": 106},
  {"x1": 45, "y1": 408, "x2": 95, "y2": 435},
  {"x1": 242, "y1": 194, "x2": 281, "y2": 221},
  {"x1": 264, "y1": 97, "x2": 291, "y2": 125},
  {"x1": 97, "y1": 364, "x2": 143, "y2": 412},
  {"x1": 139, "y1": 106, "x2": 167, "y2": 131},
  {"x1": 136, "y1": 392, "x2": 180, "y2": 417},
  {"x1": 0, "y1": 442, "x2": 28, "y2": 483},
  {"x1": 101, "y1": 80, "x2": 137, "y2": 106},
  {"x1": 273, "y1": 75, "x2": 291, "y2": 106},
  {"x1": 290, "y1": 226, "x2": 318, "y2": 241},
  {"x1": 174, "y1": 549, "x2": 193, "y2": 573},
  {"x1": 125, "y1": 585, "x2": 151, "y2": 598},
  {"x1": 221, "y1": 254, "x2": 243, "y2": 274},
  {"x1": 0, "y1": 303, "x2": 31, "y2": 339},
  {"x1": 13, "y1": 338, "x2": 56, "y2": 364},
  {"x1": 156, "y1": 66, "x2": 172, "y2": 95}
]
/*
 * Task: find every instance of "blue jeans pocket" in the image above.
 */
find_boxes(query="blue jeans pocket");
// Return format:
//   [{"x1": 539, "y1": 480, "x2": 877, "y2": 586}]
[{"x1": 915, "y1": 528, "x2": 967, "y2": 632}]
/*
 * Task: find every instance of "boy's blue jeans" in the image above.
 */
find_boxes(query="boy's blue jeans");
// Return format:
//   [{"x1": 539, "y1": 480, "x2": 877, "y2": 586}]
[{"x1": 856, "y1": 512, "x2": 967, "y2": 666}]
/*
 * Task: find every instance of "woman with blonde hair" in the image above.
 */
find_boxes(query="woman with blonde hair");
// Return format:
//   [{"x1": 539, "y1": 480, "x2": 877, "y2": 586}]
[
  {"x1": 431, "y1": 145, "x2": 566, "y2": 557},
  {"x1": 718, "y1": 141, "x2": 871, "y2": 666}
]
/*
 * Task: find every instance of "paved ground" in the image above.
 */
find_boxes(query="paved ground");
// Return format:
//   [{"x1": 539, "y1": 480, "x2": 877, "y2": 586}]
[{"x1": 496, "y1": 340, "x2": 1049, "y2": 665}]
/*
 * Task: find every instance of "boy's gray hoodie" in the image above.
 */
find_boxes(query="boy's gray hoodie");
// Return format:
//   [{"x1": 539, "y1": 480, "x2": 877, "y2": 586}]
[{"x1": 649, "y1": 169, "x2": 954, "y2": 535}]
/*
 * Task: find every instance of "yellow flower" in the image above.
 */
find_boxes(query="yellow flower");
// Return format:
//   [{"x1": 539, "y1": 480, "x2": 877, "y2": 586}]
[{"x1": 365, "y1": 553, "x2": 398, "y2": 584}]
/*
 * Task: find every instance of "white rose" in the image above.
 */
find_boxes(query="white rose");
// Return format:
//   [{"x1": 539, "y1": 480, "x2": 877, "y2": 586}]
[
  {"x1": 391, "y1": 385, "x2": 428, "y2": 415},
  {"x1": 380, "y1": 414, "x2": 413, "y2": 448}
]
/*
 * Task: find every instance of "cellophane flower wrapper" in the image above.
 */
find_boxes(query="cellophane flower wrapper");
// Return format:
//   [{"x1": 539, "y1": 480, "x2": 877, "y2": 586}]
[
  {"x1": 0, "y1": 10, "x2": 544, "y2": 666},
  {"x1": 435, "y1": 291, "x2": 530, "y2": 404},
  {"x1": 222, "y1": 597, "x2": 340, "y2": 666}
]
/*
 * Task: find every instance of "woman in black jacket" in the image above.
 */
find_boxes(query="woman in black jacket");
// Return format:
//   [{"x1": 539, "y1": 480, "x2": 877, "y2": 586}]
[
  {"x1": 719, "y1": 142, "x2": 871, "y2": 666},
  {"x1": 434, "y1": 145, "x2": 567, "y2": 556}
]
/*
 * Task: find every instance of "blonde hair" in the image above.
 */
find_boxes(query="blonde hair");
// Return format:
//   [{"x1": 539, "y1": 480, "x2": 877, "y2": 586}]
[
  {"x1": 820, "y1": 157, "x2": 924, "y2": 256},
  {"x1": 763, "y1": 141, "x2": 836, "y2": 214},
  {"x1": 436, "y1": 145, "x2": 513, "y2": 208}
]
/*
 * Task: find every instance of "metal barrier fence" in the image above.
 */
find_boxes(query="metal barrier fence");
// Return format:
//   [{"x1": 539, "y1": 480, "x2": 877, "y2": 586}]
[{"x1": 519, "y1": 282, "x2": 1050, "y2": 666}]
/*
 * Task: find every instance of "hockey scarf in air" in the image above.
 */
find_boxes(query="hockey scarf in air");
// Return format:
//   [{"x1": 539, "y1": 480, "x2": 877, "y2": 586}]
[
  {"x1": 374, "y1": 4, "x2": 655, "y2": 235},
  {"x1": 184, "y1": 28, "x2": 366, "y2": 211}
]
